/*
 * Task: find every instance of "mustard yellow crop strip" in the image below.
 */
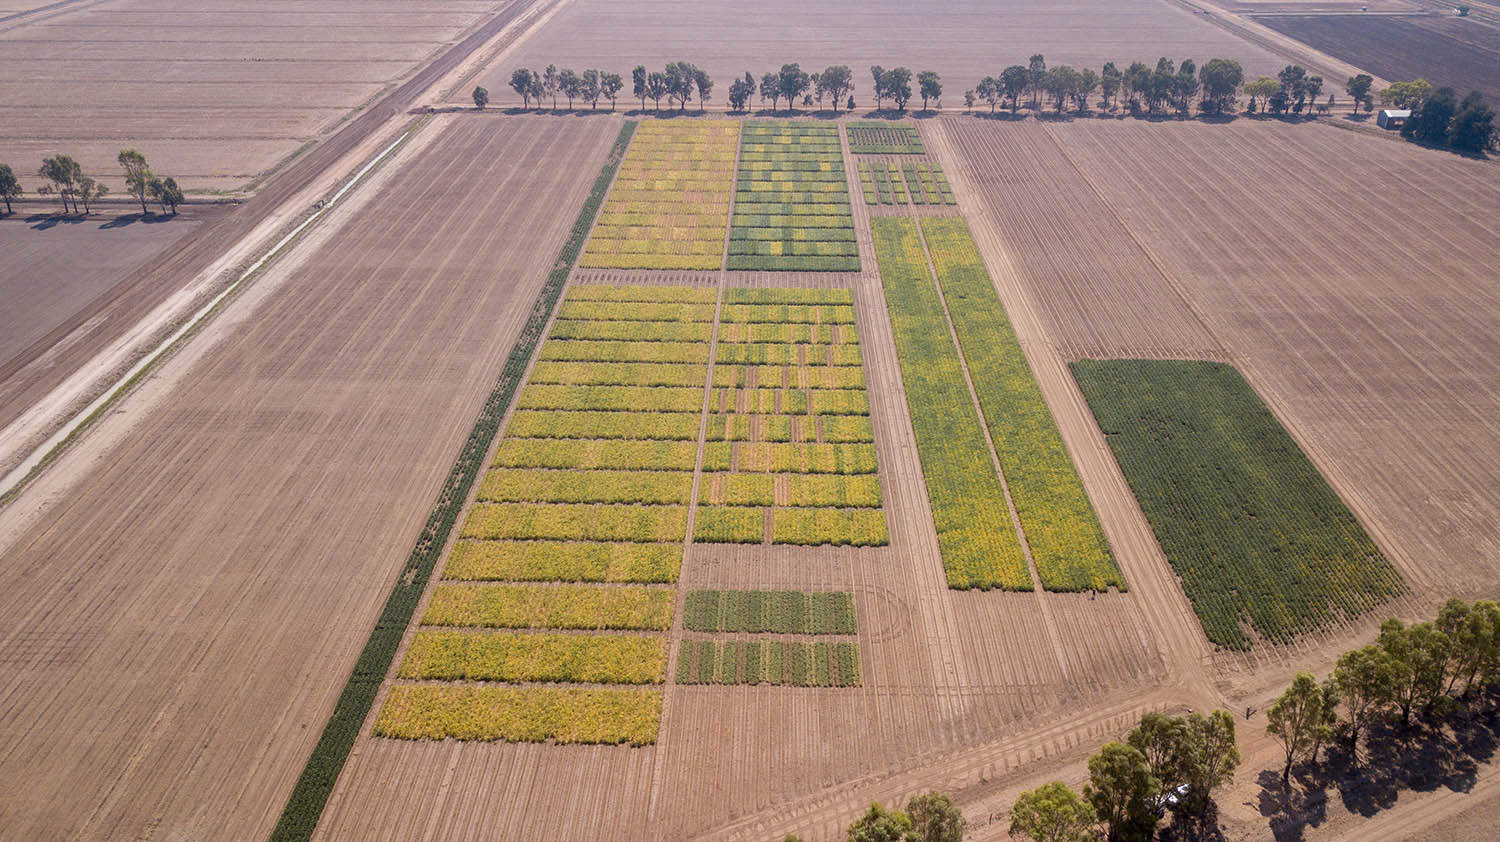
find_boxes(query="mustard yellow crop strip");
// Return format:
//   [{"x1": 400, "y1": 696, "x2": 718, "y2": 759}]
[
  {"x1": 921, "y1": 217, "x2": 1123, "y2": 592},
  {"x1": 422, "y1": 584, "x2": 674, "y2": 631},
  {"x1": 871, "y1": 217, "x2": 1031, "y2": 590},
  {"x1": 375, "y1": 685, "x2": 661, "y2": 745}
]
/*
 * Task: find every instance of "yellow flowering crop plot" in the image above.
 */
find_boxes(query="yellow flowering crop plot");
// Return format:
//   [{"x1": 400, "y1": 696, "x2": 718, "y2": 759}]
[
  {"x1": 476, "y1": 469, "x2": 693, "y2": 505},
  {"x1": 538, "y1": 339, "x2": 709, "y2": 364},
  {"x1": 422, "y1": 583, "x2": 674, "y2": 631},
  {"x1": 529, "y1": 361, "x2": 708, "y2": 387},
  {"x1": 462, "y1": 503, "x2": 688, "y2": 543},
  {"x1": 771, "y1": 508, "x2": 888, "y2": 546},
  {"x1": 548, "y1": 320, "x2": 712, "y2": 343},
  {"x1": 712, "y1": 364, "x2": 866, "y2": 390},
  {"x1": 375, "y1": 685, "x2": 661, "y2": 745},
  {"x1": 397, "y1": 630, "x2": 666, "y2": 684},
  {"x1": 564, "y1": 284, "x2": 718, "y2": 304},
  {"x1": 555, "y1": 300, "x2": 716, "y2": 322},
  {"x1": 921, "y1": 218, "x2": 1123, "y2": 592},
  {"x1": 693, "y1": 505, "x2": 765, "y2": 543},
  {"x1": 581, "y1": 120, "x2": 740, "y2": 270},
  {"x1": 516, "y1": 385, "x2": 705, "y2": 413},
  {"x1": 491, "y1": 438, "x2": 700, "y2": 471},
  {"x1": 505, "y1": 409, "x2": 702, "y2": 440},
  {"x1": 382, "y1": 283, "x2": 719, "y2": 748},
  {"x1": 444, "y1": 540, "x2": 681, "y2": 584},
  {"x1": 701, "y1": 473, "x2": 775, "y2": 506}
]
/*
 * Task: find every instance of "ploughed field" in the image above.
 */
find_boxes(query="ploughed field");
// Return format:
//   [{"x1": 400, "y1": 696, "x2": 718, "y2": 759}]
[
  {"x1": 0, "y1": 0, "x2": 509, "y2": 192},
  {"x1": 0, "y1": 115, "x2": 621, "y2": 842},
  {"x1": 1256, "y1": 13, "x2": 1500, "y2": 104}
]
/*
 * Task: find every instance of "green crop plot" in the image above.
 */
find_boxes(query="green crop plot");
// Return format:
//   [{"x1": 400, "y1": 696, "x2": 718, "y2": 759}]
[
  {"x1": 847, "y1": 121, "x2": 924, "y2": 154},
  {"x1": 872, "y1": 217, "x2": 1031, "y2": 590},
  {"x1": 1071, "y1": 359, "x2": 1403, "y2": 649},
  {"x1": 683, "y1": 590, "x2": 856, "y2": 634},
  {"x1": 675, "y1": 639, "x2": 861, "y2": 686},
  {"x1": 729, "y1": 122, "x2": 859, "y2": 271},
  {"x1": 476, "y1": 469, "x2": 692, "y2": 505},
  {"x1": 922, "y1": 218, "x2": 1121, "y2": 592}
]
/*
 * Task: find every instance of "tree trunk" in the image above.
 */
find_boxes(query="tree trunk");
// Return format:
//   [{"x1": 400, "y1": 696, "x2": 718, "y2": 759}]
[{"x1": 1283, "y1": 753, "x2": 1293, "y2": 785}]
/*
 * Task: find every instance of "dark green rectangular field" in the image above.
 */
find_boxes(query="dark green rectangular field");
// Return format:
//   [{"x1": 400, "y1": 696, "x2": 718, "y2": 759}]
[{"x1": 1070, "y1": 359, "x2": 1402, "y2": 649}]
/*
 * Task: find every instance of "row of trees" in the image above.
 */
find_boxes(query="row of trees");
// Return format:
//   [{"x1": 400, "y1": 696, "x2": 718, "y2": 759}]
[
  {"x1": 499, "y1": 62, "x2": 946, "y2": 114},
  {"x1": 1266, "y1": 598, "x2": 1500, "y2": 786},
  {"x1": 969, "y1": 56, "x2": 1245, "y2": 117},
  {"x1": 502, "y1": 66, "x2": 627, "y2": 111},
  {"x1": 0, "y1": 150, "x2": 182, "y2": 217},
  {"x1": 1008, "y1": 710, "x2": 1240, "y2": 842}
]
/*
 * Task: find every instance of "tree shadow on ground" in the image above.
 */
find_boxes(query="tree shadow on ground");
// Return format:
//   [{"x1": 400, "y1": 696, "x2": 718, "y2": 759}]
[
  {"x1": 1256, "y1": 710, "x2": 1498, "y2": 841},
  {"x1": 27, "y1": 212, "x2": 87, "y2": 230},
  {"x1": 98, "y1": 212, "x2": 176, "y2": 229},
  {"x1": 1159, "y1": 800, "x2": 1230, "y2": 842}
]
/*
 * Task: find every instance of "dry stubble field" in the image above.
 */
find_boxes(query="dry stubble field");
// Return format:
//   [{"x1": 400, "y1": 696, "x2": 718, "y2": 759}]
[
  {"x1": 0, "y1": 114, "x2": 618, "y2": 842},
  {"x1": 474, "y1": 0, "x2": 1289, "y2": 107},
  {"x1": 0, "y1": 0, "x2": 509, "y2": 192},
  {"x1": 941, "y1": 115, "x2": 1500, "y2": 645}
]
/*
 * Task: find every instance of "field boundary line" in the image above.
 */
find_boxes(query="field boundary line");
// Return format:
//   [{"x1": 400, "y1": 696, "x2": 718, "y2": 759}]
[
  {"x1": 264, "y1": 120, "x2": 637, "y2": 842},
  {"x1": 0, "y1": 117, "x2": 428, "y2": 505}
]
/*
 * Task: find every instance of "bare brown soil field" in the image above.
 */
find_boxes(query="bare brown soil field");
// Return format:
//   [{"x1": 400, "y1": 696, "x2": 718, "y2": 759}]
[
  {"x1": 307, "y1": 124, "x2": 1182, "y2": 839},
  {"x1": 1256, "y1": 13, "x2": 1500, "y2": 103},
  {"x1": 0, "y1": 210, "x2": 212, "y2": 365},
  {"x1": 472, "y1": 0, "x2": 1290, "y2": 108},
  {"x1": 942, "y1": 116, "x2": 1500, "y2": 633},
  {"x1": 0, "y1": 114, "x2": 618, "y2": 842},
  {"x1": 0, "y1": 0, "x2": 509, "y2": 193}
]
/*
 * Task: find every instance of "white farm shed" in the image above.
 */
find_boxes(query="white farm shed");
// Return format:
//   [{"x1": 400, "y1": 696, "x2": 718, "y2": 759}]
[{"x1": 1377, "y1": 109, "x2": 1411, "y2": 129}]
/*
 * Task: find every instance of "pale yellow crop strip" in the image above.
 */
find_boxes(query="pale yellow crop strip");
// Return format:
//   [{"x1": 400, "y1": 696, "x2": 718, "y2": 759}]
[{"x1": 580, "y1": 121, "x2": 741, "y2": 270}]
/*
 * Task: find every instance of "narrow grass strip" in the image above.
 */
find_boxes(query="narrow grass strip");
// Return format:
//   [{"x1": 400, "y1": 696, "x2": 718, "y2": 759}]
[{"x1": 267, "y1": 121, "x2": 637, "y2": 842}]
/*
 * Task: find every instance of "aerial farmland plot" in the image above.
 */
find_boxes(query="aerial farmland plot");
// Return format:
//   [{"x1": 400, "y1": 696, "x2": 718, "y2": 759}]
[{"x1": 9, "y1": 0, "x2": 1500, "y2": 838}]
